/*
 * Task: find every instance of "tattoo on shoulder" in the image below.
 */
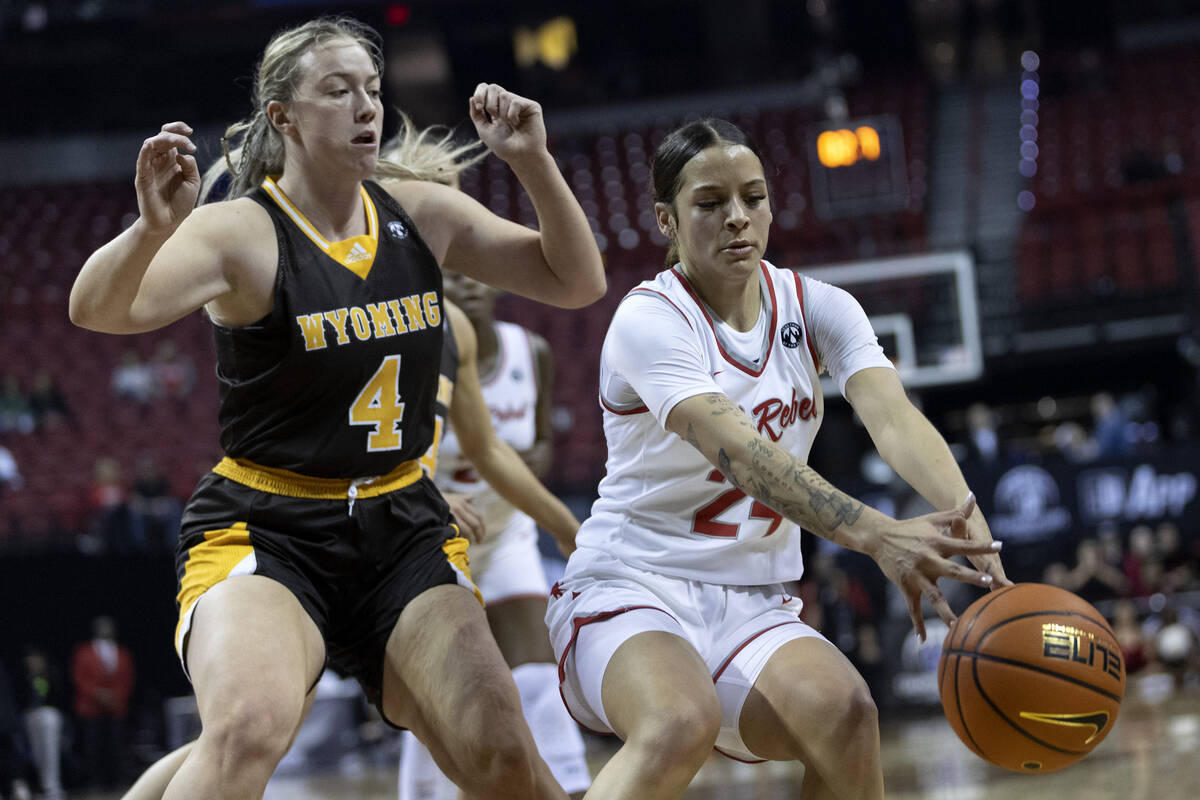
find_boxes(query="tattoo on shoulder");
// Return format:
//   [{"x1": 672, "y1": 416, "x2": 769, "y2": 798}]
[{"x1": 685, "y1": 423, "x2": 701, "y2": 450}]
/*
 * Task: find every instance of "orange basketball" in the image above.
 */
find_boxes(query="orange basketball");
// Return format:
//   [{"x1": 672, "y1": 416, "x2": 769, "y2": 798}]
[{"x1": 938, "y1": 583, "x2": 1125, "y2": 773}]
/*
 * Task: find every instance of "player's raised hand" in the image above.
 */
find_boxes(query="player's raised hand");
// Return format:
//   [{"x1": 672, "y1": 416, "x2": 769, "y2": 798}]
[
  {"x1": 468, "y1": 84, "x2": 546, "y2": 165},
  {"x1": 868, "y1": 494, "x2": 1003, "y2": 642},
  {"x1": 135, "y1": 122, "x2": 200, "y2": 231}
]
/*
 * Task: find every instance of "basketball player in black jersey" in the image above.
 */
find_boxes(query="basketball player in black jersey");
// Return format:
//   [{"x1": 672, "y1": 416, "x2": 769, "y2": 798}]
[
  {"x1": 69, "y1": 16, "x2": 603, "y2": 800},
  {"x1": 117, "y1": 300, "x2": 584, "y2": 800}
]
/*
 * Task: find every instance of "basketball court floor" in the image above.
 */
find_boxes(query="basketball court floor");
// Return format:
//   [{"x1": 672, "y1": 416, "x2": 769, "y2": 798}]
[{"x1": 77, "y1": 678, "x2": 1199, "y2": 800}]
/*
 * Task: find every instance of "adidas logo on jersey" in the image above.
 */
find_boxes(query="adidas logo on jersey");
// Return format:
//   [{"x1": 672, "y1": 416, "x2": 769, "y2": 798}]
[{"x1": 344, "y1": 242, "x2": 372, "y2": 265}]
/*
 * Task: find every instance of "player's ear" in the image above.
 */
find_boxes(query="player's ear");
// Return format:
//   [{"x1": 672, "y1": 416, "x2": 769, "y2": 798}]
[
  {"x1": 267, "y1": 100, "x2": 292, "y2": 134},
  {"x1": 654, "y1": 202, "x2": 676, "y2": 238}
]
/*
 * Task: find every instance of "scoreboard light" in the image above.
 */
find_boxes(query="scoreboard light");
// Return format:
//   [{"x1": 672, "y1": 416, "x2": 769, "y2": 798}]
[
  {"x1": 807, "y1": 114, "x2": 909, "y2": 219},
  {"x1": 816, "y1": 126, "x2": 882, "y2": 167}
]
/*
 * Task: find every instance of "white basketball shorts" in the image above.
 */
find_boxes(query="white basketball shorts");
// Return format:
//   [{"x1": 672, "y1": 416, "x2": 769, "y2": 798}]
[
  {"x1": 470, "y1": 512, "x2": 550, "y2": 606},
  {"x1": 546, "y1": 548, "x2": 826, "y2": 762}
]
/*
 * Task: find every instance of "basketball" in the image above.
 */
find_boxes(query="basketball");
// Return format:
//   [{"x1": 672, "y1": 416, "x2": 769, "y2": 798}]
[{"x1": 938, "y1": 583, "x2": 1126, "y2": 773}]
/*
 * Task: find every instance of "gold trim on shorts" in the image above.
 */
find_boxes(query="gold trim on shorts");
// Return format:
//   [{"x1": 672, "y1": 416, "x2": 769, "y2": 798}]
[
  {"x1": 443, "y1": 534, "x2": 484, "y2": 606},
  {"x1": 213, "y1": 456, "x2": 421, "y2": 499},
  {"x1": 174, "y1": 522, "x2": 256, "y2": 668}
]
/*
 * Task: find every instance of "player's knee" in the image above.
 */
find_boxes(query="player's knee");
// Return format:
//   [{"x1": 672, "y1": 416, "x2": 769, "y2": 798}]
[
  {"x1": 455, "y1": 736, "x2": 539, "y2": 798},
  {"x1": 821, "y1": 674, "x2": 878, "y2": 743},
  {"x1": 200, "y1": 695, "x2": 299, "y2": 768},
  {"x1": 629, "y1": 694, "x2": 721, "y2": 763}
]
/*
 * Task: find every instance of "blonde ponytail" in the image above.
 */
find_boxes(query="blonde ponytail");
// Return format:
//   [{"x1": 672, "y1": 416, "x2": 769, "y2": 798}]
[{"x1": 378, "y1": 111, "x2": 487, "y2": 186}]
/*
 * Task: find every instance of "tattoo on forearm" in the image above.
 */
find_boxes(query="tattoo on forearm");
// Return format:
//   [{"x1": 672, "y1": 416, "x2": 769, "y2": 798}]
[
  {"x1": 718, "y1": 448, "x2": 739, "y2": 487},
  {"x1": 695, "y1": 393, "x2": 866, "y2": 538}
]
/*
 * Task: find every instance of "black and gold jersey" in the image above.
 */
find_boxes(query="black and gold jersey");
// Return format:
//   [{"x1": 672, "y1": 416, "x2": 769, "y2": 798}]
[{"x1": 214, "y1": 178, "x2": 443, "y2": 478}]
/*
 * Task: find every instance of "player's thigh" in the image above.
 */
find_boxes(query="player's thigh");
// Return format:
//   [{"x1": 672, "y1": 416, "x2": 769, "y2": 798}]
[
  {"x1": 486, "y1": 595, "x2": 554, "y2": 667},
  {"x1": 600, "y1": 630, "x2": 721, "y2": 743},
  {"x1": 738, "y1": 635, "x2": 875, "y2": 762},
  {"x1": 185, "y1": 574, "x2": 325, "y2": 729},
  {"x1": 381, "y1": 583, "x2": 522, "y2": 738}
]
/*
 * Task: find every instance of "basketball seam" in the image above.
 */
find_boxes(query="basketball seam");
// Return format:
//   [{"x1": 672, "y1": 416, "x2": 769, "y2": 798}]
[
  {"x1": 950, "y1": 653, "x2": 987, "y2": 758},
  {"x1": 956, "y1": 584, "x2": 1019, "y2": 649},
  {"x1": 969, "y1": 656, "x2": 1095, "y2": 757},
  {"x1": 943, "y1": 584, "x2": 1019, "y2": 760},
  {"x1": 945, "y1": 648, "x2": 1123, "y2": 703}
]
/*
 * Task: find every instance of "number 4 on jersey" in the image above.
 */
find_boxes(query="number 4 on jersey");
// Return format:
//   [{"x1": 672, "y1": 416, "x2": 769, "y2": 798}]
[
  {"x1": 350, "y1": 355, "x2": 406, "y2": 452},
  {"x1": 692, "y1": 469, "x2": 783, "y2": 538}
]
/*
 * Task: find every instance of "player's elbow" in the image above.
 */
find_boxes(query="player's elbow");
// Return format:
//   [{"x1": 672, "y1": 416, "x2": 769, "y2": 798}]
[
  {"x1": 68, "y1": 291, "x2": 106, "y2": 331},
  {"x1": 551, "y1": 267, "x2": 606, "y2": 309},
  {"x1": 576, "y1": 271, "x2": 608, "y2": 306}
]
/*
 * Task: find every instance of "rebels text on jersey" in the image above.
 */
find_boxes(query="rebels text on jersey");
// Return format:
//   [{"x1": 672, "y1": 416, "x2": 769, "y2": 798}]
[{"x1": 578, "y1": 260, "x2": 892, "y2": 585}]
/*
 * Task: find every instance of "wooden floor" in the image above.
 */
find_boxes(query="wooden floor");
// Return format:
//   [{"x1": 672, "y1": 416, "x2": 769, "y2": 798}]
[{"x1": 80, "y1": 679, "x2": 1199, "y2": 800}]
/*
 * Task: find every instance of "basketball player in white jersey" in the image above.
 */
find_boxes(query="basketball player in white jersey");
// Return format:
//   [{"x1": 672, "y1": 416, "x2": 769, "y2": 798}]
[
  {"x1": 397, "y1": 231, "x2": 589, "y2": 798},
  {"x1": 546, "y1": 119, "x2": 1010, "y2": 800}
]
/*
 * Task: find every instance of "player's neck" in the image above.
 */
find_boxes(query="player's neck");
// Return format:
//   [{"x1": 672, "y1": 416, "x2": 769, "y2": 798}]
[
  {"x1": 474, "y1": 318, "x2": 501, "y2": 373},
  {"x1": 682, "y1": 266, "x2": 761, "y2": 331},
  {"x1": 275, "y1": 170, "x2": 365, "y2": 241}
]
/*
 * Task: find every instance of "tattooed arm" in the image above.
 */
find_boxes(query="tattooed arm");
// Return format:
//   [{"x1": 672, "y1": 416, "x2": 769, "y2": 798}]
[{"x1": 666, "y1": 392, "x2": 1001, "y2": 639}]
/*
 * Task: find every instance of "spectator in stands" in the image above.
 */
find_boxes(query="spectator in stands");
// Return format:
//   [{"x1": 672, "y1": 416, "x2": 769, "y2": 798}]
[
  {"x1": 71, "y1": 615, "x2": 135, "y2": 791},
  {"x1": 128, "y1": 452, "x2": 182, "y2": 552},
  {"x1": 1096, "y1": 521, "x2": 1125, "y2": 573},
  {"x1": 1110, "y1": 599, "x2": 1148, "y2": 676},
  {"x1": 0, "y1": 440, "x2": 21, "y2": 495},
  {"x1": 1064, "y1": 538, "x2": 1127, "y2": 603},
  {"x1": 0, "y1": 660, "x2": 32, "y2": 800},
  {"x1": 27, "y1": 371, "x2": 71, "y2": 434},
  {"x1": 111, "y1": 351, "x2": 156, "y2": 406},
  {"x1": 1156, "y1": 521, "x2": 1197, "y2": 592},
  {"x1": 0, "y1": 376, "x2": 34, "y2": 435},
  {"x1": 964, "y1": 402, "x2": 1001, "y2": 464},
  {"x1": 1148, "y1": 607, "x2": 1198, "y2": 693},
  {"x1": 1051, "y1": 420, "x2": 1094, "y2": 462},
  {"x1": 1124, "y1": 524, "x2": 1158, "y2": 597},
  {"x1": 16, "y1": 647, "x2": 66, "y2": 800},
  {"x1": 150, "y1": 340, "x2": 195, "y2": 402},
  {"x1": 1090, "y1": 391, "x2": 1131, "y2": 458},
  {"x1": 86, "y1": 457, "x2": 145, "y2": 552},
  {"x1": 1042, "y1": 561, "x2": 1072, "y2": 591}
]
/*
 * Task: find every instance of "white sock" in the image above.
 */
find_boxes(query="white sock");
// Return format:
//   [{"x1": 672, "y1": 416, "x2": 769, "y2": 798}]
[
  {"x1": 397, "y1": 729, "x2": 457, "y2": 800},
  {"x1": 512, "y1": 662, "x2": 592, "y2": 794}
]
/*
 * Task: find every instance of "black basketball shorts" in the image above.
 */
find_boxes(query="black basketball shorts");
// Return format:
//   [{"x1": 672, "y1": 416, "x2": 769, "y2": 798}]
[{"x1": 174, "y1": 457, "x2": 480, "y2": 716}]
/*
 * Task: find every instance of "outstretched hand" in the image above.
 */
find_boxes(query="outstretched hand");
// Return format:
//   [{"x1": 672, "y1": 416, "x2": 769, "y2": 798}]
[
  {"x1": 468, "y1": 84, "x2": 547, "y2": 165},
  {"x1": 958, "y1": 502, "x2": 1013, "y2": 590},
  {"x1": 135, "y1": 122, "x2": 200, "y2": 231},
  {"x1": 869, "y1": 494, "x2": 1004, "y2": 642}
]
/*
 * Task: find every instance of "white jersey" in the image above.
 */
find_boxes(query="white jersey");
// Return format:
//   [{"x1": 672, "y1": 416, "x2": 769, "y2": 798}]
[
  {"x1": 576, "y1": 260, "x2": 893, "y2": 585},
  {"x1": 435, "y1": 320, "x2": 540, "y2": 534}
]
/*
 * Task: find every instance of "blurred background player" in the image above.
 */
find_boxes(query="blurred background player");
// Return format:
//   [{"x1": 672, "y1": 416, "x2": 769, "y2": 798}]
[{"x1": 385, "y1": 116, "x2": 591, "y2": 800}]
